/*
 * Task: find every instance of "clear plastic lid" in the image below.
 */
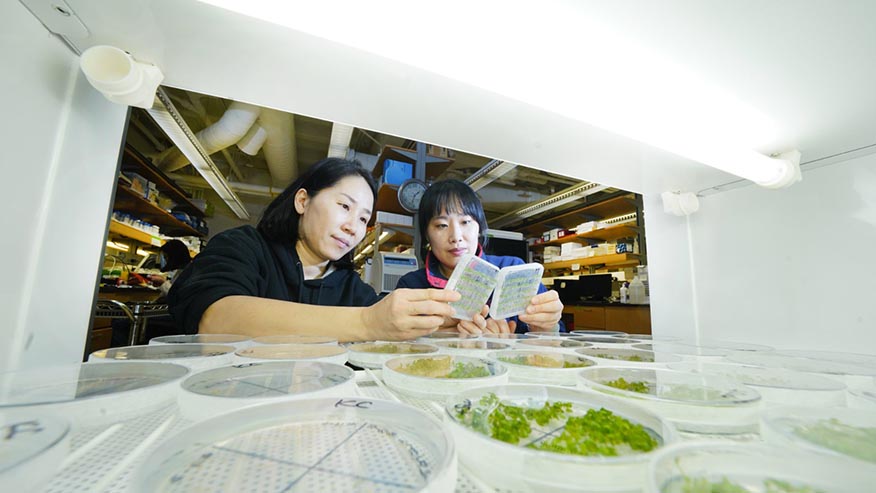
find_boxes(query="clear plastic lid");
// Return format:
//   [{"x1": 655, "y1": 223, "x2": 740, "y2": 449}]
[
  {"x1": 761, "y1": 406, "x2": 876, "y2": 465},
  {"x1": 571, "y1": 336, "x2": 632, "y2": 345},
  {"x1": 89, "y1": 344, "x2": 236, "y2": 370},
  {"x1": 0, "y1": 414, "x2": 69, "y2": 493},
  {"x1": 668, "y1": 361, "x2": 846, "y2": 407},
  {"x1": 848, "y1": 386, "x2": 876, "y2": 410},
  {"x1": 647, "y1": 442, "x2": 874, "y2": 493},
  {"x1": 525, "y1": 331, "x2": 580, "y2": 338},
  {"x1": 418, "y1": 330, "x2": 480, "y2": 341},
  {"x1": 578, "y1": 367, "x2": 762, "y2": 434},
  {"x1": 347, "y1": 342, "x2": 439, "y2": 369},
  {"x1": 149, "y1": 334, "x2": 251, "y2": 347},
  {"x1": 251, "y1": 334, "x2": 338, "y2": 345},
  {"x1": 571, "y1": 330, "x2": 628, "y2": 337},
  {"x1": 575, "y1": 347, "x2": 682, "y2": 366},
  {"x1": 382, "y1": 355, "x2": 509, "y2": 399},
  {"x1": 132, "y1": 398, "x2": 457, "y2": 492},
  {"x1": 488, "y1": 350, "x2": 596, "y2": 386},
  {"x1": 0, "y1": 362, "x2": 188, "y2": 428},
  {"x1": 517, "y1": 338, "x2": 592, "y2": 350},
  {"x1": 444, "y1": 384, "x2": 676, "y2": 492},
  {"x1": 235, "y1": 344, "x2": 348, "y2": 366},
  {"x1": 178, "y1": 361, "x2": 356, "y2": 420},
  {"x1": 633, "y1": 342, "x2": 731, "y2": 358}
]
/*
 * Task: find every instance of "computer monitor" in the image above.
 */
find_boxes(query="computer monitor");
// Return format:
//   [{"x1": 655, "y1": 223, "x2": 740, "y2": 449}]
[{"x1": 577, "y1": 274, "x2": 613, "y2": 301}]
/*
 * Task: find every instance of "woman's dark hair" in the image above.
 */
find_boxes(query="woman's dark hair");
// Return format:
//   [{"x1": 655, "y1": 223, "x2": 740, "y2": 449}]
[
  {"x1": 417, "y1": 179, "x2": 489, "y2": 263},
  {"x1": 160, "y1": 239, "x2": 192, "y2": 272},
  {"x1": 257, "y1": 157, "x2": 378, "y2": 266}
]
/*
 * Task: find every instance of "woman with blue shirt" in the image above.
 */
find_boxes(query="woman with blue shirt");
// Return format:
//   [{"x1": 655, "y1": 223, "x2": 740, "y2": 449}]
[{"x1": 396, "y1": 180, "x2": 563, "y2": 334}]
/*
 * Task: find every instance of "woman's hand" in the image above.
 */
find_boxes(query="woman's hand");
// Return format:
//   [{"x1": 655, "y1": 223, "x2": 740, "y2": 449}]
[
  {"x1": 456, "y1": 305, "x2": 489, "y2": 335},
  {"x1": 362, "y1": 288, "x2": 460, "y2": 340},
  {"x1": 484, "y1": 317, "x2": 516, "y2": 334},
  {"x1": 518, "y1": 290, "x2": 563, "y2": 331}
]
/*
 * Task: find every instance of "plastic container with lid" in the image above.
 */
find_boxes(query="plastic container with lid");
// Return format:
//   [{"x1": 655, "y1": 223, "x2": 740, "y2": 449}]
[
  {"x1": 761, "y1": 406, "x2": 876, "y2": 465},
  {"x1": 646, "y1": 442, "x2": 874, "y2": 493},
  {"x1": 487, "y1": 350, "x2": 596, "y2": 385},
  {"x1": 149, "y1": 333, "x2": 251, "y2": 349},
  {"x1": 347, "y1": 342, "x2": 439, "y2": 369},
  {"x1": 178, "y1": 361, "x2": 357, "y2": 420},
  {"x1": 235, "y1": 344, "x2": 348, "y2": 366},
  {"x1": 382, "y1": 355, "x2": 509, "y2": 399},
  {"x1": 445, "y1": 384, "x2": 677, "y2": 492},
  {"x1": 668, "y1": 361, "x2": 846, "y2": 407},
  {"x1": 89, "y1": 344, "x2": 236, "y2": 371},
  {"x1": 578, "y1": 367, "x2": 762, "y2": 434},
  {"x1": 628, "y1": 276, "x2": 646, "y2": 304},
  {"x1": 132, "y1": 398, "x2": 457, "y2": 492}
]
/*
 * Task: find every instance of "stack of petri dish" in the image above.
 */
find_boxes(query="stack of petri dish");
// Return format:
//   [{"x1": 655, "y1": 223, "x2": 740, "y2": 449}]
[
  {"x1": 444, "y1": 384, "x2": 677, "y2": 492},
  {"x1": 382, "y1": 354, "x2": 508, "y2": 399},
  {"x1": 577, "y1": 367, "x2": 762, "y2": 434}
]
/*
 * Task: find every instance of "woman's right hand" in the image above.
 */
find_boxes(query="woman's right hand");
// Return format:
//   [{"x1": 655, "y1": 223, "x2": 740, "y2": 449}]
[{"x1": 362, "y1": 288, "x2": 460, "y2": 340}]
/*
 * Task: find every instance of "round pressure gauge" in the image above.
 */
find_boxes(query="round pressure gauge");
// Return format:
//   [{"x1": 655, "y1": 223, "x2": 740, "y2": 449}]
[{"x1": 397, "y1": 178, "x2": 427, "y2": 213}]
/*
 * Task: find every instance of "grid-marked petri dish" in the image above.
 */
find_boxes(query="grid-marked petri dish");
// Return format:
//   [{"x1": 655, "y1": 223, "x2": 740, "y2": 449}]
[
  {"x1": 1, "y1": 413, "x2": 69, "y2": 493},
  {"x1": 726, "y1": 350, "x2": 876, "y2": 390},
  {"x1": 132, "y1": 398, "x2": 457, "y2": 492},
  {"x1": 488, "y1": 350, "x2": 596, "y2": 385},
  {"x1": 433, "y1": 340, "x2": 511, "y2": 358},
  {"x1": 445, "y1": 384, "x2": 677, "y2": 492},
  {"x1": 633, "y1": 342, "x2": 731, "y2": 360},
  {"x1": 761, "y1": 406, "x2": 876, "y2": 465},
  {"x1": 668, "y1": 361, "x2": 846, "y2": 407},
  {"x1": 251, "y1": 334, "x2": 338, "y2": 345},
  {"x1": 382, "y1": 355, "x2": 508, "y2": 399},
  {"x1": 517, "y1": 338, "x2": 592, "y2": 351},
  {"x1": 347, "y1": 342, "x2": 439, "y2": 369},
  {"x1": 0, "y1": 362, "x2": 188, "y2": 429},
  {"x1": 646, "y1": 442, "x2": 874, "y2": 493},
  {"x1": 577, "y1": 367, "x2": 762, "y2": 434},
  {"x1": 575, "y1": 347, "x2": 682, "y2": 368},
  {"x1": 149, "y1": 334, "x2": 251, "y2": 349},
  {"x1": 89, "y1": 344, "x2": 236, "y2": 371},
  {"x1": 178, "y1": 361, "x2": 356, "y2": 421},
  {"x1": 235, "y1": 344, "x2": 348, "y2": 366},
  {"x1": 571, "y1": 330, "x2": 628, "y2": 337}
]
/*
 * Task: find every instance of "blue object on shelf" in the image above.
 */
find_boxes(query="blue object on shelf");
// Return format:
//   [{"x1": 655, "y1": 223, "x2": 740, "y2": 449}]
[{"x1": 383, "y1": 159, "x2": 412, "y2": 186}]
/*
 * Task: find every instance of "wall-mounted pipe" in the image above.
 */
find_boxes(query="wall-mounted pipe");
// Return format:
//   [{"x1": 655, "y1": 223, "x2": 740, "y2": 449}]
[{"x1": 79, "y1": 45, "x2": 163, "y2": 109}]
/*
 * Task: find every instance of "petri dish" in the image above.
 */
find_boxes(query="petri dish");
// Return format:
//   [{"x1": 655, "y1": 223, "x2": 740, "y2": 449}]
[
  {"x1": 382, "y1": 355, "x2": 508, "y2": 399},
  {"x1": 647, "y1": 442, "x2": 874, "y2": 493},
  {"x1": 481, "y1": 333, "x2": 534, "y2": 342},
  {"x1": 0, "y1": 414, "x2": 69, "y2": 493},
  {"x1": 695, "y1": 340, "x2": 773, "y2": 352},
  {"x1": 621, "y1": 334, "x2": 680, "y2": 342},
  {"x1": 178, "y1": 361, "x2": 356, "y2": 421},
  {"x1": 571, "y1": 330, "x2": 628, "y2": 337},
  {"x1": 632, "y1": 342, "x2": 730, "y2": 360},
  {"x1": 445, "y1": 384, "x2": 677, "y2": 492},
  {"x1": 516, "y1": 338, "x2": 592, "y2": 350},
  {"x1": 347, "y1": 342, "x2": 439, "y2": 369},
  {"x1": 251, "y1": 334, "x2": 338, "y2": 345},
  {"x1": 761, "y1": 406, "x2": 876, "y2": 465},
  {"x1": 433, "y1": 340, "x2": 511, "y2": 358},
  {"x1": 0, "y1": 362, "x2": 188, "y2": 429},
  {"x1": 570, "y1": 335, "x2": 632, "y2": 345},
  {"x1": 577, "y1": 367, "x2": 762, "y2": 434},
  {"x1": 235, "y1": 344, "x2": 348, "y2": 366},
  {"x1": 132, "y1": 398, "x2": 457, "y2": 492},
  {"x1": 149, "y1": 333, "x2": 251, "y2": 349},
  {"x1": 726, "y1": 350, "x2": 876, "y2": 390},
  {"x1": 848, "y1": 386, "x2": 876, "y2": 409},
  {"x1": 668, "y1": 361, "x2": 846, "y2": 407},
  {"x1": 488, "y1": 350, "x2": 596, "y2": 386},
  {"x1": 417, "y1": 330, "x2": 480, "y2": 341},
  {"x1": 575, "y1": 347, "x2": 682, "y2": 368},
  {"x1": 89, "y1": 344, "x2": 236, "y2": 371},
  {"x1": 525, "y1": 331, "x2": 581, "y2": 338}
]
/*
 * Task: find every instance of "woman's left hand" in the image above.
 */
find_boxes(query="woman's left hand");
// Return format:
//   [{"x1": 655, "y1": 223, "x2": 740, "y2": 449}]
[{"x1": 518, "y1": 290, "x2": 563, "y2": 331}]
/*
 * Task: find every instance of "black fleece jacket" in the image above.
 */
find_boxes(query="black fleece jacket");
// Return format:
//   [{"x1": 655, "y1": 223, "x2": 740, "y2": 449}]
[{"x1": 168, "y1": 225, "x2": 380, "y2": 334}]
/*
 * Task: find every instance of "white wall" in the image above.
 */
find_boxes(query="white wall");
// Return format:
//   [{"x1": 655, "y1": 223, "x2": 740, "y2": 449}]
[
  {"x1": 646, "y1": 152, "x2": 876, "y2": 354},
  {"x1": 1, "y1": 2, "x2": 128, "y2": 370}
]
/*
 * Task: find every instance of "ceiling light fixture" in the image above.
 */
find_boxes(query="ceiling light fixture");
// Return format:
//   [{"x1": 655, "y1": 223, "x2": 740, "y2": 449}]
[
  {"x1": 106, "y1": 241, "x2": 129, "y2": 252},
  {"x1": 147, "y1": 88, "x2": 251, "y2": 219},
  {"x1": 328, "y1": 123, "x2": 354, "y2": 158},
  {"x1": 465, "y1": 160, "x2": 517, "y2": 191},
  {"x1": 491, "y1": 182, "x2": 607, "y2": 228},
  {"x1": 199, "y1": 0, "x2": 801, "y2": 188}
]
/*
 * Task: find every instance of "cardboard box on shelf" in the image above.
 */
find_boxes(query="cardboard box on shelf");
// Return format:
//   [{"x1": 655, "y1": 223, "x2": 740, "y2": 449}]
[{"x1": 560, "y1": 242, "x2": 583, "y2": 256}]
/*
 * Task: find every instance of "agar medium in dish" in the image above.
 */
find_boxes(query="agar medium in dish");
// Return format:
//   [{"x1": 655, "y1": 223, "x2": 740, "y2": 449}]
[
  {"x1": 578, "y1": 367, "x2": 762, "y2": 434},
  {"x1": 347, "y1": 342, "x2": 439, "y2": 369},
  {"x1": 382, "y1": 355, "x2": 509, "y2": 399},
  {"x1": 235, "y1": 344, "x2": 348, "y2": 366},
  {"x1": 488, "y1": 350, "x2": 596, "y2": 385},
  {"x1": 178, "y1": 361, "x2": 356, "y2": 420},
  {"x1": 89, "y1": 344, "x2": 236, "y2": 370},
  {"x1": 0, "y1": 362, "x2": 188, "y2": 429},
  {"x1": 133, "y1": 398, "x2": 457, "y2": 492},
  {"x1": 445, "y1": 384, "x2": 676, "y2": 492}
]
